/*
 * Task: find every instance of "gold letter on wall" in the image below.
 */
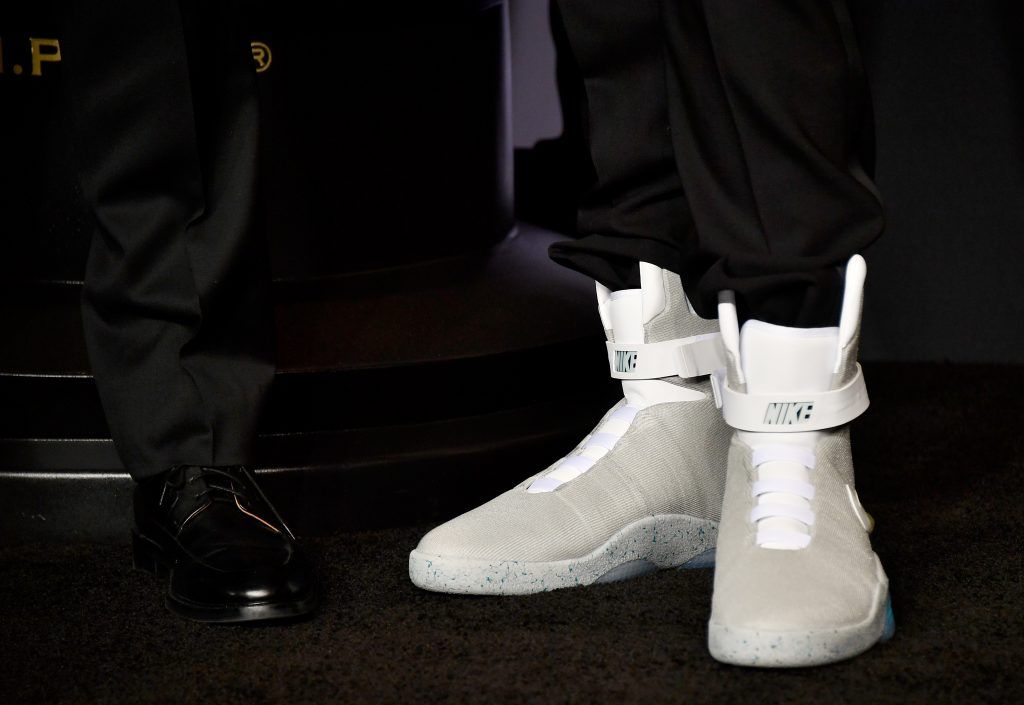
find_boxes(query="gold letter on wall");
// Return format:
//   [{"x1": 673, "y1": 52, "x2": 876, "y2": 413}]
[{"x1": 30, "y1": 37, "x2": 61, "y2": 76}]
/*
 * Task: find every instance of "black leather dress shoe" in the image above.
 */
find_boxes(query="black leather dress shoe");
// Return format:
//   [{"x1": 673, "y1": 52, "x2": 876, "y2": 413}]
[{"x1": 132, "y1": 465, "x2": 318, "y2": 623}]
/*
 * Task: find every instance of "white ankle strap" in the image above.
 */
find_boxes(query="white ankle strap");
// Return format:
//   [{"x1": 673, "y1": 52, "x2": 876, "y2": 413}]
[
  {"x1": 711, "y1": 364, "x2": 870, "y2": 432},
  {"x1": 606, "y1": 333, "x2": 725, "y2": 381}
]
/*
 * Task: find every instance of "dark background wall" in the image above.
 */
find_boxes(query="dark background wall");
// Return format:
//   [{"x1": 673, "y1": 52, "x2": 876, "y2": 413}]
[
  {"x1": 509, "y1": 0, "x2": 1024, "y2": 364},
  {"x1": 0, "y1": 1, "x2": 513, "y2": 284}
]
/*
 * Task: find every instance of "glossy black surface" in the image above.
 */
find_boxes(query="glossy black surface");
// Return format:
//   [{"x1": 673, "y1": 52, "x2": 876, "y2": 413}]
[{"x1": 133, "y1": 465, "x2": 317, "y2": 623}]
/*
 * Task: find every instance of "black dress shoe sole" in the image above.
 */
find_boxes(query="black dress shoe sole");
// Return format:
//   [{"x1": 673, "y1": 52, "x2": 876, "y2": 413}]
[{"x1": 131, "y1": 531, "x2": 319, "y2": 624}]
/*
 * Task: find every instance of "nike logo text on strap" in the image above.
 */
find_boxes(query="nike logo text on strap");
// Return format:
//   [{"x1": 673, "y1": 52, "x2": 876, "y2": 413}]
[
  {"x1": 606, "y1": 333, "x2": 725, "y2": 380},
  {"x1": 711, "y1": 364, "x2": 870, "y2": 432}
]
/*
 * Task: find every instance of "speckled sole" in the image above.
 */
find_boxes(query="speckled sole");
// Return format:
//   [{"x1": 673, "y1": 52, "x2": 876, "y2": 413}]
[
  {"x1": 707, "y1": 587, "x2": 894, "y2": 668},
  {"x1": 408, "y1": 514, "x2": 717, "y2": 595}
]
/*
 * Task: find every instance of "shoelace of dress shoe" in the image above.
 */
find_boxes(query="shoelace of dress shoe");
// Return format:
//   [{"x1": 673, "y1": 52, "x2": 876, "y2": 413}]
[
  {"x1": 186, "y1": 467, "x2": 252, "y2": 505},
  {"x1": 748, "y1": 444, "x2": 816, "y2": 550},
  {"x1": 161, "y1": 466, "x2": 286, "y2": 535}
]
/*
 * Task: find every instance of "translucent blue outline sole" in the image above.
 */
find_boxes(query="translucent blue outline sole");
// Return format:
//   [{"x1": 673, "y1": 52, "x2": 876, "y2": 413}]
[
  {"x1": 678, "y1": 547, "x2": 716, "y2": 570},
  {"x1": 880, "y1": 596, "x2": 896, "y2": 642}
]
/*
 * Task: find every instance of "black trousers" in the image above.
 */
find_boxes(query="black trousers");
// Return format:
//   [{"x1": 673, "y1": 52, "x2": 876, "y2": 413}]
[
  {"x1": 62, "y1": 0, "x2": 880, "y2": 479},
  {"x1": 63, "y1": 0, "x2": 274, "y2": 480},
  {"x1": 549, "y1": 0, "x2": 884, "y2": 326}
]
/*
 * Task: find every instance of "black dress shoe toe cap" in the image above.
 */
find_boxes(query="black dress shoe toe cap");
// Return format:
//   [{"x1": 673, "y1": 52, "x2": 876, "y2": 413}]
[{"x1": 169, "y1": 546, "x2": 316, "y2": 611}]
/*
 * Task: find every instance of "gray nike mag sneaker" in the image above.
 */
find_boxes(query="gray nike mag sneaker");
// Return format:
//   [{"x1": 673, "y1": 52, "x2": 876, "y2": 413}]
[
  {"x1": 707, "y1": 256, "x2": 894, "y2": 667},
  {"x1": 409, "y1": 263, "x2": 732, "y2": 594}
]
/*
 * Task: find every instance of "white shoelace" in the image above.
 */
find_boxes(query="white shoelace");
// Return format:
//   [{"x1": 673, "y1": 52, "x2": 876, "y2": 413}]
[
  {"x1": 749, "y1": 443, "x2": 817, "y2": 550},
  {"x1": 527, "y1": 405, "x2": 639, "y2": 493}
]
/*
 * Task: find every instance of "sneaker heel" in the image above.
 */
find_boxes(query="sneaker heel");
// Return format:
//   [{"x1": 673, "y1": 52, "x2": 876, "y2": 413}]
[{"x1": 131, "y1": 531, "x2": 158, "y2": 574}]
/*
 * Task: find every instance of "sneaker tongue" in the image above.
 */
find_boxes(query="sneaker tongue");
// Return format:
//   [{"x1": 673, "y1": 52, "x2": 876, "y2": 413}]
[
  {"x1": 608, "y1": 291, "x2": 648, "y2": 407},
  {"x1": 740, "y1": 321, "x2": 839, "y2": 395},
  {"x1": 738, "y1": 322, "x2": 837, "y2": 551},
  {"x1": 609, "y1": 290, "x2": 644, "y2": 344}
]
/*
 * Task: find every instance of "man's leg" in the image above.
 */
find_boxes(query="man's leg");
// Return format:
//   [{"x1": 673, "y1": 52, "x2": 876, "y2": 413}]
[
  {"x1": 660, "y1": 0, "x2": 883, "y2": 326},
  {"x1": 552, "y1": 0, "x2": 882, "y2": 328},
  {"x1": 647, "y1": 0, "x2": 891, "y2": 666},
  {"x1": 547, "y1": 1, "x2": 698, "y2": 291},
  {"x1": 66, "y1": 0, "x2": 274, "y2": 480},
  {"x1": 63, "y1": 0, "x2": 315, "y2": 623},
  {"x1": 409, "y1": 1, "x2": 731, "y2": 595}
]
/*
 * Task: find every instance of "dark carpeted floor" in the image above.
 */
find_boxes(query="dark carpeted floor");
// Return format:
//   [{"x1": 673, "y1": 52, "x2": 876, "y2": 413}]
[{"x1": 2, "y1": 364, "x2": 1023, "y2": 704}]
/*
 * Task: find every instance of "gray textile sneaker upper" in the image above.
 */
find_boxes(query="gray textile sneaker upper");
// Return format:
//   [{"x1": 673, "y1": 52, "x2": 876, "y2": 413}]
[
  {"x1": 708, "y1": 256, "x2": 894, "y2": 667},
  {"x1": 409, "y1": 263, "x2": 732, "y2": 594}
]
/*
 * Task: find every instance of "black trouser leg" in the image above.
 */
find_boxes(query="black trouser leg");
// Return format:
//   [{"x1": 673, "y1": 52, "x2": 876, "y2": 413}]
[
  {"x1": 64, "y1": 0, "x2": 274, "y2": 480},
  {"x1": 547, "y1": 0, "x2": 696, "y2": 292},
  {"x1": 551, "y1": 0, "x2": 883, "y2": 327}
]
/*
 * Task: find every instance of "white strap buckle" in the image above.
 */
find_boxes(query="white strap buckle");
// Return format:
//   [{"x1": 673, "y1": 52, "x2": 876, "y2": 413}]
[
  {"x1": 606, "y1": 333, "x2": 725, "y2": 380},
  {"x1": 711, "y1": 364, "x2": 870, "y2": 432}
]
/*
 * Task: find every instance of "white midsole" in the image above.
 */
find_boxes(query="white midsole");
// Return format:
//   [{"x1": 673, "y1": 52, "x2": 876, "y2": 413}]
[
  {"x1": 707, "y1": 556, "x2": 891, "y2": 667},
  {"x1": 409, "y1": 513, "x2": 718, "y2": 595}
]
